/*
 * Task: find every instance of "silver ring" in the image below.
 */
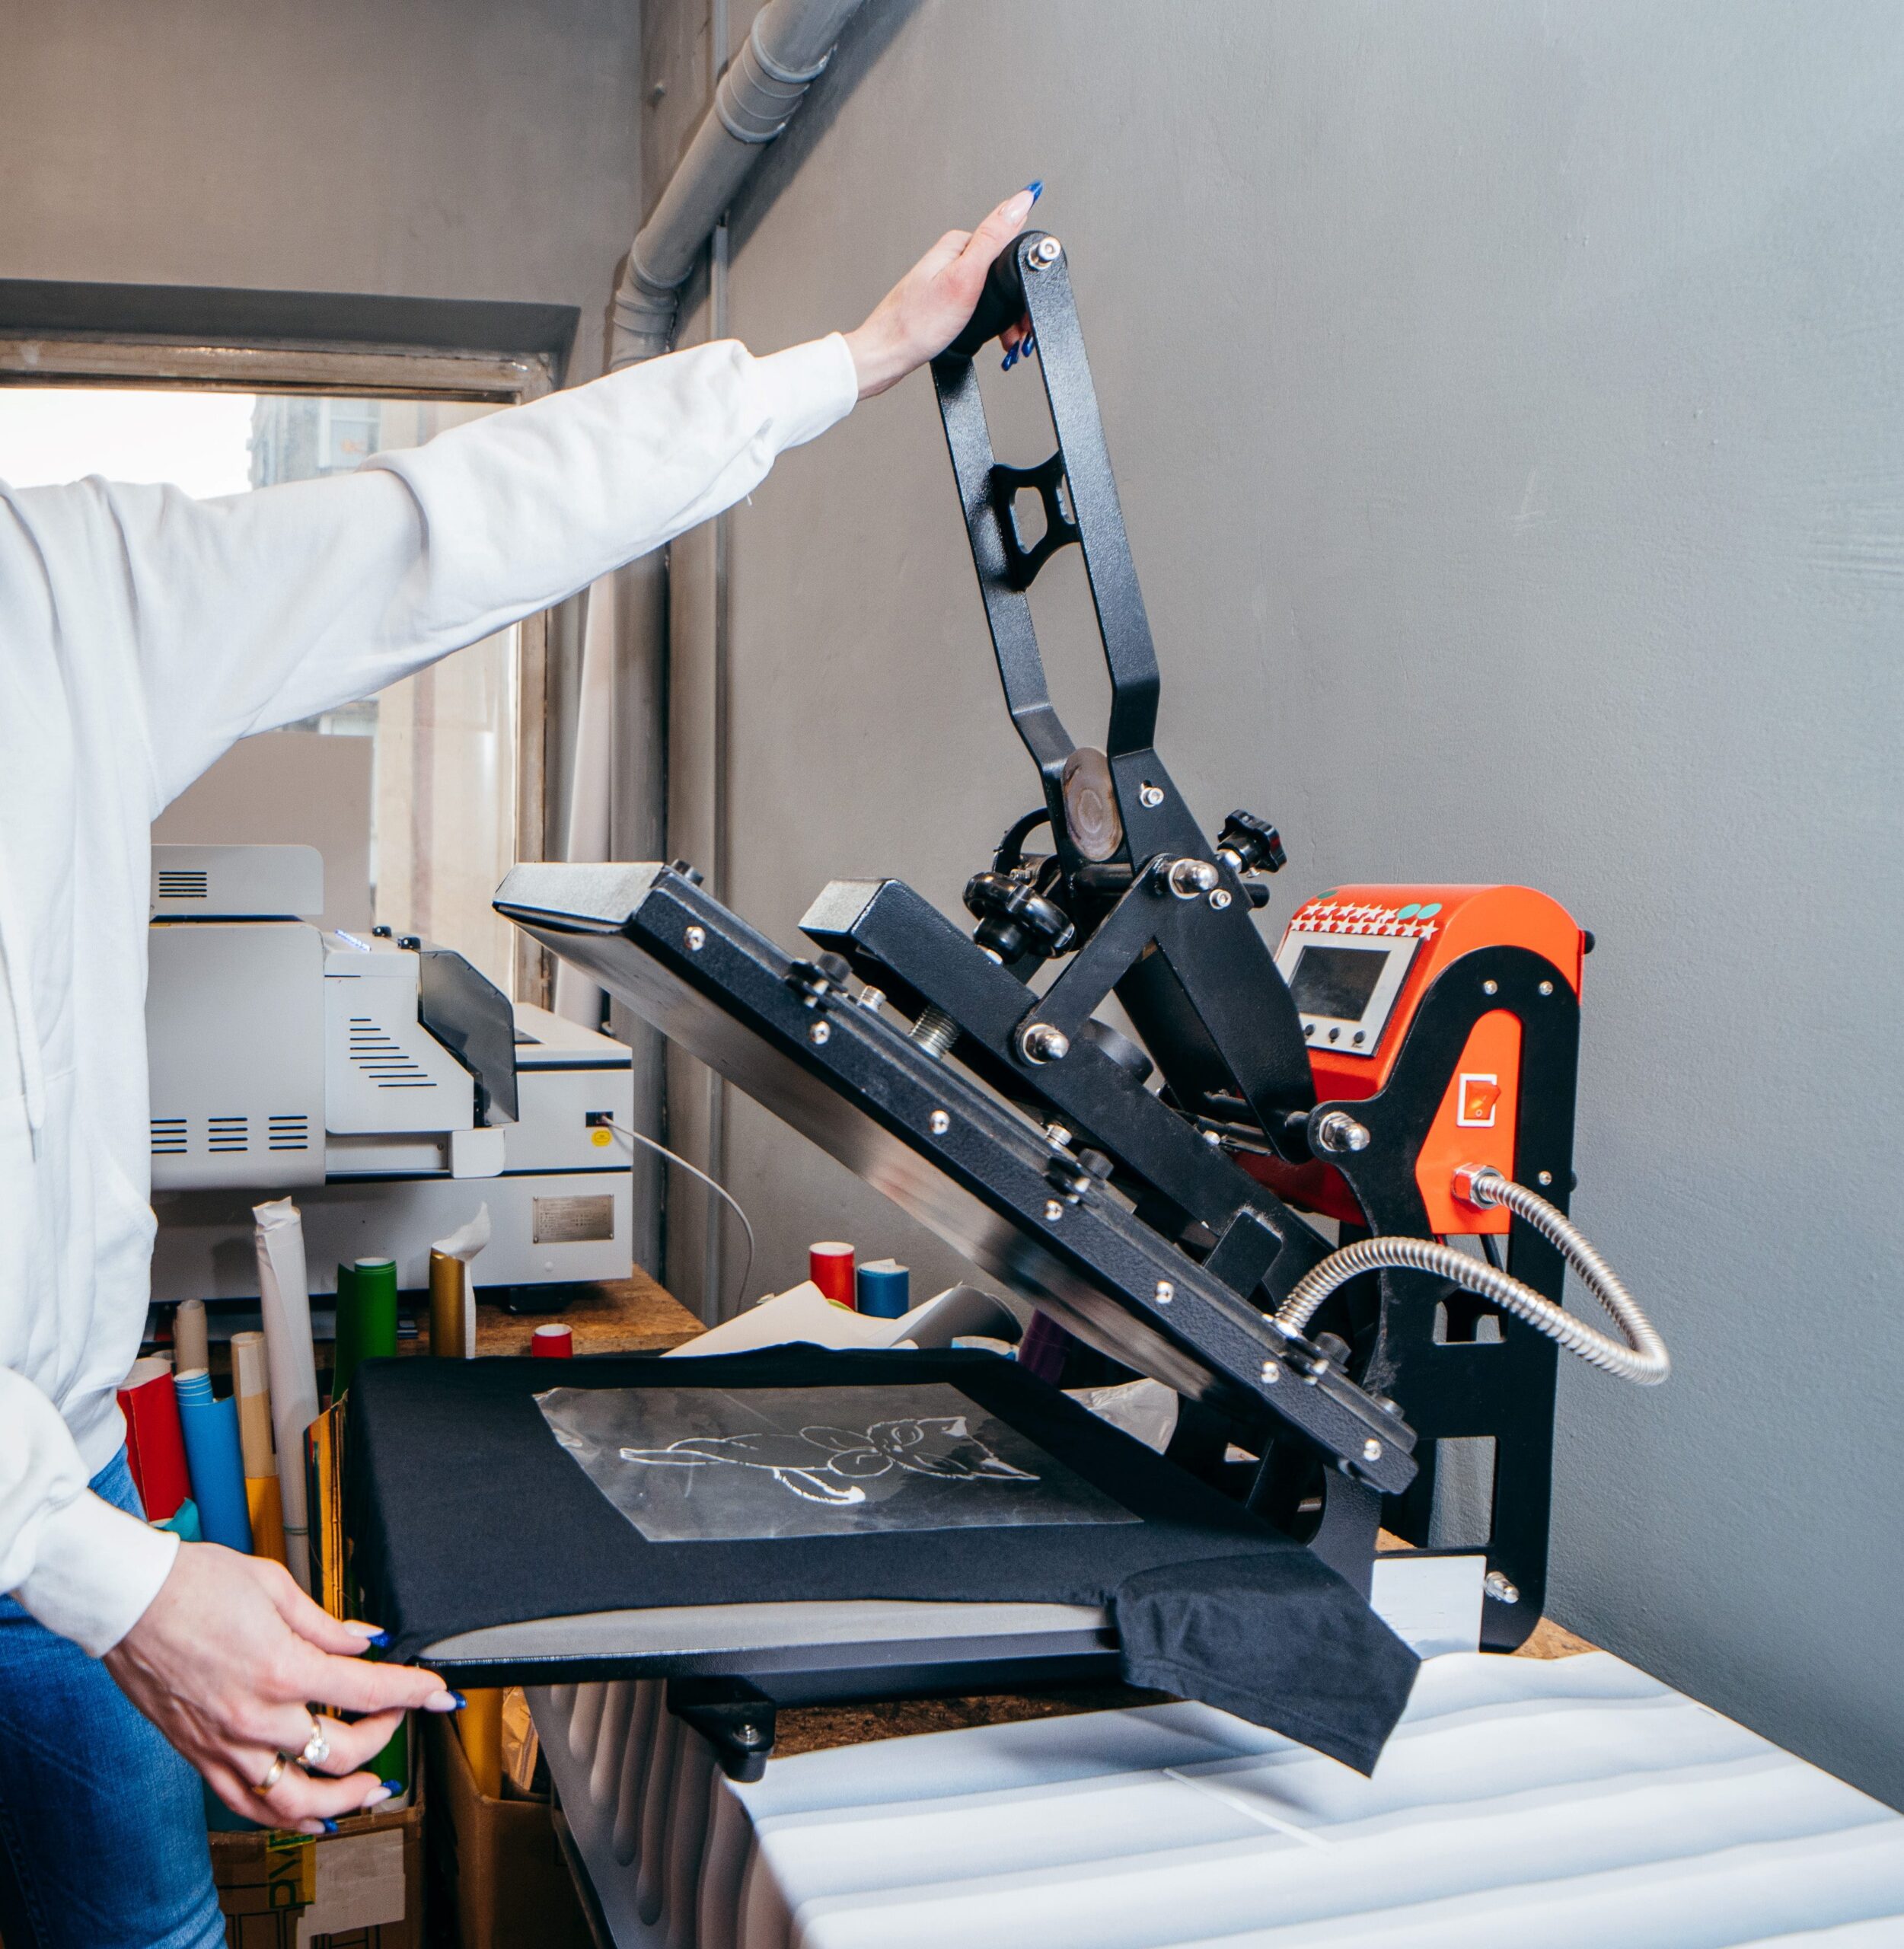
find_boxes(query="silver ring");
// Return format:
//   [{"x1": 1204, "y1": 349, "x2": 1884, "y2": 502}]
[
  {"x1": 301, "y1": 1718, "x2": 331, "y2": 1769},
  {"x1": 257, "y1": 1753, "x2": 290, "y2": 1794}
]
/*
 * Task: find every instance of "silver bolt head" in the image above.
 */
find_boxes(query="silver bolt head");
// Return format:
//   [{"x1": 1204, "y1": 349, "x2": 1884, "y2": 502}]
[
  {"x1": 1538, "y1": 1169, "x2": 1553, "y2": 1186},
  {"x1": 1202, "y1": 1128, "x2": 1222, "y2": 1146},
  {"x1": 1482, "y1": 978, "x2": 1499, "y2": 996},
  {"x1": 1484, "y1": 1570, "x2": 1521, "y2": 1605},
  {"x1": 808, "y1": 1020, "x2": 831, "y2": 1045},
  {"x1": 1261, "y1": 1358, "x2": 1280, "y2": 1383},
  {"x1": 1138, "y1": 783, "x2": 1165, "y2": 809},
  {"x1": 1155, "y1": 1280, "x2": 1175, "y2": 1305},
  {"x1": 1315, "y1": 1110, "x2": 1372, "y2": 1154},
  {"x1": 1029, "y1": 235, "x2": 1062, "y2": 267},
  {"x1": 1167, "y1": 857, "x2": 1220, "y2": 899},
  {"x1": 1208, "y1": 888, "x2": 1233, "y2": 911},
  {"x1": 859, "y1": 985, "x2": 885, "y2": 1013},
  {"x1": 734, "y1": 1722, "x2": 761, "y2": 1745},
  {"x1": 1045, "y1": 1123, "x2": 1073, "y2": 1149},
  {"x1": 1539, "y1": 979, "x2": 1554, "y2": 996},
  {"x1": 684, "y1": 924, "x2": 706, "y2": 951},
  {"x1": 1044, "y1": 1198, "x2": 1064, "y2": 1222},
  {"x1": 1021, "y1": 1022, "x2": 1070, "y2": 1064},
  {"x1": 1363, "y1": 1437, "x2": 1383, "y2": 1463},
  {"x1": 928, "y1": 1108, "x2": 951, "y2": 1136}
]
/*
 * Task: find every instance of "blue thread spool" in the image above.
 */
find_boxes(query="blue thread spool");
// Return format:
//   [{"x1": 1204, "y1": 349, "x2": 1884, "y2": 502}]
[{"x1": 856, "y1": 1258, "x2": 911, "y2": 1320}]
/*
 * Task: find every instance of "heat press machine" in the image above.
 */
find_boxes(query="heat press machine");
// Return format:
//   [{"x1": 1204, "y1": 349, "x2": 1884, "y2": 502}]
[
  {"x1": 145, "y1": 842, "x2": 635, "y2": 1303},
  {"x1": 405, "y1": 238, "x2": 1671, "y2": 1910}
]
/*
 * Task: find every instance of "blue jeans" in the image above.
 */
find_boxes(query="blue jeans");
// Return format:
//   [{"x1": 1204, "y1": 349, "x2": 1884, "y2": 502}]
[{"x1": 0, "y1": 1450, "x2": 224, "y2": 1949}]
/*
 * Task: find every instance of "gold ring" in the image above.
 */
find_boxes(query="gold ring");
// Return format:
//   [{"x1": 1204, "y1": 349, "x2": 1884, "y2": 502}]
[{"x1": 257, "y1": 1753, "x2": 290, "y2": 1794}]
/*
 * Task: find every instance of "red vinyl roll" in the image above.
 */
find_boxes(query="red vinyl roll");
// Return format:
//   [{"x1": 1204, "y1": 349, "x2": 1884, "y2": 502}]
[
  {"x1": 809, "y1": 1241, "x2": 856, "y2": 1307},
  {"x1": 531, "y1": 1323, "x2": 574, "y2": 1359},
  {"x1": 117, "y1": 1362, "x2": 190, "y2": 1521}
]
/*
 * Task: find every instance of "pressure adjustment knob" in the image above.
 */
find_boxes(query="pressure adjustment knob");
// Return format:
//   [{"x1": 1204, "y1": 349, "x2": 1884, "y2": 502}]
[
  {"x1": 1217, "y1": 809, "x2": 1287, "y2": 876},
  {"x1": 964, "y1": 872, "x2": 1076, "y2": 964}
]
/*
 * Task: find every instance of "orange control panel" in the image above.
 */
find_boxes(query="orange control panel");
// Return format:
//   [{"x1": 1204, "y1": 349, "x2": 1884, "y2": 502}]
[{"x1": 1241, "y1": 885, "x2": 1586, "y2": 1236}]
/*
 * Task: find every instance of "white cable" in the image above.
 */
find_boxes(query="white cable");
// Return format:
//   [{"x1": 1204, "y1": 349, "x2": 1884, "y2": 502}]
[
  {"x1": 600, "y1": 1118, "x2": 757, "y2": 1315},
  {"x1": 1274, "y1": 1166, "x2": 1670, "y2": 1386}
]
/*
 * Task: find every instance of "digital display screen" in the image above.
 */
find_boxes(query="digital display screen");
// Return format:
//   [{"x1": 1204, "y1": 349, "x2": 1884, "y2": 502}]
[{"x1": 1290, "y1": 943, "x2": 1390, "y2": 1021}]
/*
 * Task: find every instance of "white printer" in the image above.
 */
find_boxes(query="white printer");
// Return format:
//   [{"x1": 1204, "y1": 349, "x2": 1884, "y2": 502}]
[{"x1": 147, "y1": 843, "x2": 635, "y2": 1300}]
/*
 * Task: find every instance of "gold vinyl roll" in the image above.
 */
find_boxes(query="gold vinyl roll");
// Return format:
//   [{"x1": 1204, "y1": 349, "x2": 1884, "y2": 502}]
[
  {"x1": 458, "y1": 1687, "x2": 505, "y2": 1798},
  {"x1": 244, "y1": 1472, "x2": 288, "y2": 1567},
  {"x1": 429, "y1": 1249, "x2": 470, "y2": 1359},
  {"x1": 231, "y1": 1330, "x2": 276, "y2": 1476}
]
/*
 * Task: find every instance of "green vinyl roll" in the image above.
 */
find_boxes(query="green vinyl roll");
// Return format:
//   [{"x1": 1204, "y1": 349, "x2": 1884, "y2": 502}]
[{"x1": 333, "y1": 1257, "x2": 398, "y2": 1399}]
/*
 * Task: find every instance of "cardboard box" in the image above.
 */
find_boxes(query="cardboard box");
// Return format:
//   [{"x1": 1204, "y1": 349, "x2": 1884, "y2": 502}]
[
  {"x1": 210, "y1": 1798, "x2": 423, "y2": 1949},
  {"x1": 424, "y1": 1712, "x2": 590, "y2": 1949}
]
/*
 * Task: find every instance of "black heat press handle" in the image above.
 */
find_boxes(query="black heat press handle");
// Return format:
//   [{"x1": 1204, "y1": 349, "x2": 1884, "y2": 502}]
[{"x1": 945, "y1": 229, "x2": 1042, "y2": 358}]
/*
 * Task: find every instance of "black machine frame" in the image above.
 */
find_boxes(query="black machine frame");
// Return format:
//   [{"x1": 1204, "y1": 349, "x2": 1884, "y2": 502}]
[{"x1": 499, "y1": 231, "x2": 1588, "y2": 1711}]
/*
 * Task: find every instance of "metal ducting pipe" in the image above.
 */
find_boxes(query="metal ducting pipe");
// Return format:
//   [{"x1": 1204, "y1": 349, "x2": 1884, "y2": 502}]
[{"x1": 609, "y1": 0, "x2": 869, "y2": 368}]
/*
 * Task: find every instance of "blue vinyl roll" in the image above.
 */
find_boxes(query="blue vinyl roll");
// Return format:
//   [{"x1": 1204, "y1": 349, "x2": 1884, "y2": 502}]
[
  {"x1": 174, "y1": 1372, "x2": 254, "y2": 1553},
  {"x1": 855, "y1": 1258, "x2": 911, "y2": 1319}
]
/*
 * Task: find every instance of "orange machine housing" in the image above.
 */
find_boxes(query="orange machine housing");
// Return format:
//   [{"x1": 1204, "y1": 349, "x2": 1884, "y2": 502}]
[{"x1": 1240, "y1": 885, "x2": 1585, "y2": 1237}]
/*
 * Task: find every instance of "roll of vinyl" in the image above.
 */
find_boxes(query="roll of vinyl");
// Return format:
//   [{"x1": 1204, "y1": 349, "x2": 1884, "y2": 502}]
[
  {"x1": 333, "y1": 1257, "x2": 398, "y2": 1399},
  {"x1": 173, "y1": 1298, "x2": 209, "y2": 1375},
  {"x1": 117, "y1": 1357, "x2": 190, "y2": 1523},
  {"x1": 460, "y1": 1689, "x2": 506, "y2": 1799},
  {"x1": 531, "y1": 1323, "x2": 574, "y2": 1359},
  {"x1": 855, "y1": 1258, "x2": 911, "y2": 1319},
  {"x1": 244, "y1": 1474, "x2": 287, "y2": 1565},
  {"x1": 809, "y1": 1242, "x2": 856, "y2": 1306},
  {"x1": 156, "y1": 1498, "x2": 201, "y2": 1542},
  {"x1": 174, "y1": 1370, "x2": 254, "y2": 1553},
  {"x1": 254, "y1": 1199, "x2": 321, "y2": 1592},
  {"x1": 429, "y1": 1250, "x2": 471, "y2": 1360}
]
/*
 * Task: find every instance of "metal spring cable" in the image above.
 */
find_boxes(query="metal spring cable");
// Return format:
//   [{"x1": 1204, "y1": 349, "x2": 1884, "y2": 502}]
[{"x1": 1275, "y1": 1166, "x2": 1670, "y2": 1386}]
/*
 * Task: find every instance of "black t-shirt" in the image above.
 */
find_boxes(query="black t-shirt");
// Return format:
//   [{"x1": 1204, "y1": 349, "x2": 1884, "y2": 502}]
[{"x1": 345, "y1": 1347, "x2": 1417, "y2": 1773}]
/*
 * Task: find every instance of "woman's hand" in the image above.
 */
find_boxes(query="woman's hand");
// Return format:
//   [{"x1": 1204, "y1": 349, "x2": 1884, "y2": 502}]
[
  {"x1": 104, "y1": 1541, "x2": 459, "y2": 1834},
  {"x1": 844, "y1": 186, "x2": 1041, "y2": 400}
]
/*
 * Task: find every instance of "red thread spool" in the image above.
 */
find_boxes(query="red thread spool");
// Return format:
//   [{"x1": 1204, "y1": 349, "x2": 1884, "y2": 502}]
[
  {"x1": 809, "y1": 1241, "x2": 856, "y2": 1307},
  {"x1": 531, "y1": 1322, "x2": 574, "y2": 1359}
]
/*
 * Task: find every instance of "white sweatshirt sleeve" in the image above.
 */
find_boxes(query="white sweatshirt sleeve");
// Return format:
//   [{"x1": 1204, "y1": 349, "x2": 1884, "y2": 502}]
[
  {"x1": 104, "y1": 334, "x2": 858, "y2": 805},
  {"x1": 1, "y1": 1369, "x2": 179, "y2": 1656}
]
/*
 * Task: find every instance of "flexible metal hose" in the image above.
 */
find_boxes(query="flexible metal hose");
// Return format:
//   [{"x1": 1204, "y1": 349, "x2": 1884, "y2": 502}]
[{"x1": 1274, "y1": 1166, "x2": 1670, "y2": 1386}]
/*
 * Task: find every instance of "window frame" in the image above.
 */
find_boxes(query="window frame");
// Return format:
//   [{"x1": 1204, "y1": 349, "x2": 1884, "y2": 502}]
[{"x1": 0, "y1": 330, "x2": 561, "y2": 1004}]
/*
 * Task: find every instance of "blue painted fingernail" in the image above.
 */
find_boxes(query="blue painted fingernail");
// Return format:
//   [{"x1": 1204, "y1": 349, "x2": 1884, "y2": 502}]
[
  {"x1": 322, "y1": 1819, "x2": 340, "y2": 1834},
  {"x1": 381, "y1": 1779, "x2": 403, "y2": 1795},
  {"x1": 1024, "y1": 180, "x2": 1044, "y2": 203},
  {"x1": 365, "y1": 1629, "x2": 390, "y2": 1649},
  {"x1": 449, "y1": 1690, "x2": 467, "y2": 1710},
  {"x1": 1001, "y1": 348, "x2": 1017, "y2": 372}
]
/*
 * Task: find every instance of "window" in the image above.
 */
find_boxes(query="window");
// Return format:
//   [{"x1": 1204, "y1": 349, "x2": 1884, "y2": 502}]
[{"x1": 0, "y1": 339, "x2": 555, "y2": 1000}]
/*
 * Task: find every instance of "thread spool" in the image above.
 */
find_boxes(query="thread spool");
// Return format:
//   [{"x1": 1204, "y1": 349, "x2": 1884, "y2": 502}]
[
  {"x1": 531, "y1": 1323, "x2": 574, "y2": 1359},
  {"x1": 855, "y1": 1258, "x2": 911, "y2": 1320},
  {"x1": 809, "y1": 1242, "x2": 856, "y2": 1307}
]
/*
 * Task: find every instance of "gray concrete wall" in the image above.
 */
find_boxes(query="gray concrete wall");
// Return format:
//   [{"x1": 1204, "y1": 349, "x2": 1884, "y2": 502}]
[
  {"x1": 662, "y1": 0, "x2": 1904, "y2": 1806},
  {"x1": 0, "y1": 0, "x2": 643, "y2": 380}
]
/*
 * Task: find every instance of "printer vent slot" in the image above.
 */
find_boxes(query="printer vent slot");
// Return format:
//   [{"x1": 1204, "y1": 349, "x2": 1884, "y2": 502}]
[
  {"x1": 266, "y1": 1115, "x2": 311, "y2": 1151},
  {"x1": 346, "y1": 1016, "x2": 434, "y2": 1088},
  {"x1": 206, "y1": 1115, "x2": 250, "y2": 1153},
  {"x1": 157, "y1": 870, "x2": 209, "y2": 899},
  {"x1": 151, "y1": 1118, "x2": 188, "y2": 1155}
]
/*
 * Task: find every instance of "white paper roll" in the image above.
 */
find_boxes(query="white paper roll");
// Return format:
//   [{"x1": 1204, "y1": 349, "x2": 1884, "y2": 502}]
[{"x1": 253, "y1": 1198, "x2": 320, "y2": 1592}]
